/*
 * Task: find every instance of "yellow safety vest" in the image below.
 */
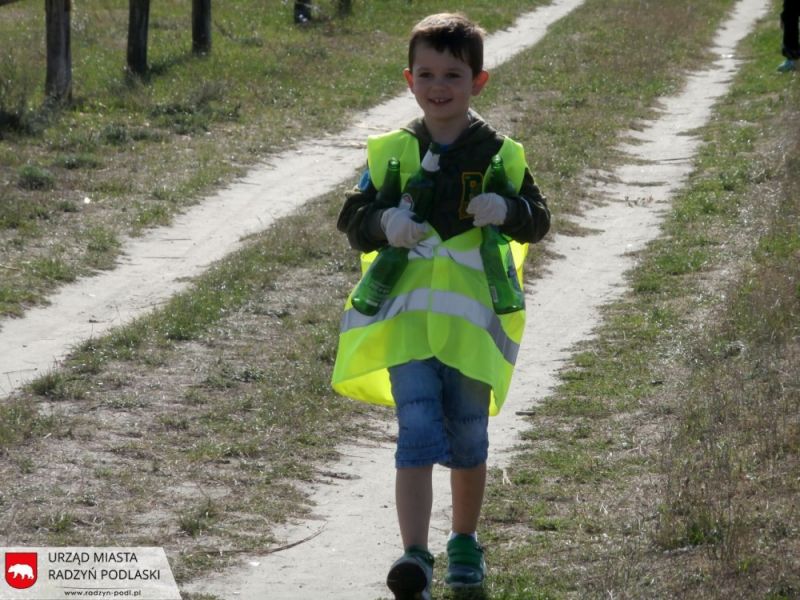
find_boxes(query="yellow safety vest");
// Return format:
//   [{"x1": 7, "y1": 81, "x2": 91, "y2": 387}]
[{"x1": 332, "y1": 130, "x2": 529, "y2": 416}]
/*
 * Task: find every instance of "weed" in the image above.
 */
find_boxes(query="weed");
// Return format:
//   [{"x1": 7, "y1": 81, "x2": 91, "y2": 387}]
[
  {"x1": 57, "y1": 153, "x2": 103, "y2": 170},
  {"x1": 0, "y1": 401, "x2": 54, "y2": 449},
  {"x1": 101, "y1": 123, "x2": 131, "y2": 146},
  {"x1": 28, "y1": 371, "x2": 87, "y2": 401},
  {"x1": 0, "y1": 37, "x2": 39, "y2": 135},
  {"x1": 85, "y1": 226, "x2": 121, "y2": 270},
  {"x1": 179, "y1": 499, "x2": 219, "y2": 537},
  {"x1": 0, "y1": 197, "x2": 40, "y2": 229},
  {"x1": 17, "y1": 165, "x2": 55, "y2": 190},
  {"x1": 46, "y1": 512, "x2": 75, "y2": 534},
  {"x1": 29, "y1": 256, "x2": 77, "y2": 282}
]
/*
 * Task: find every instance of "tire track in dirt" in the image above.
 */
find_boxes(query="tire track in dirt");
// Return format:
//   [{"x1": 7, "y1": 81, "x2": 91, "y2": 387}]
[{"x1": 183, "y1": 0, "x2": 768, "y2": 599}]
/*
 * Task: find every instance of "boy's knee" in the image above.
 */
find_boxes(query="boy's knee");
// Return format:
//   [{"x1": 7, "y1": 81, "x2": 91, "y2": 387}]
[
  {"x1": 397, "y1": 397, "x2": 444, "y2": 439},
  {"x1": 446, "y1": 415, "x2": 489, "y2": 468}
]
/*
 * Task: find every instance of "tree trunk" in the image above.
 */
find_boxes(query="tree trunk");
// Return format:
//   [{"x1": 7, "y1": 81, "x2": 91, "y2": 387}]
[
  {"x1": 45, "y1": 0, "x2": 72, "y2": 103},
  {"x1": 127, "y1": 0, "x2": 150, "y2": 75},
  {"x1": 192, "y1": 0, "x2": 211, "y2": 55}
]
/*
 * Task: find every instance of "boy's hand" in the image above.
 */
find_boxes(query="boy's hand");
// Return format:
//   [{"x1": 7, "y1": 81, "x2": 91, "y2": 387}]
[
  {"x1": 380, "y1": 207, "x2": 428, "y2": 248},
  {"x1": 467, "y1": 193, "x2": 508, "y2": 227}
]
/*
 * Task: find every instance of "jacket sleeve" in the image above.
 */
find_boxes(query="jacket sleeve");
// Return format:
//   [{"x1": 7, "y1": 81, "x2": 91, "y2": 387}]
[
  {"x1": 499, "y1": 168, "x2": 551, "y2": 244},
  {"x1": 336, "y1": 176, "x2": 389, "y2": 253}
]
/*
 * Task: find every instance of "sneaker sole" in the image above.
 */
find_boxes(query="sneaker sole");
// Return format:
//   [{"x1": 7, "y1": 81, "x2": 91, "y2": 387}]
[
  {"x1": 445, "y1": 564, "x2": 485, "y2": 589},
  {"x1": 446, "y1": 579, "x2": 485, "y2": 589},
  {"x1": 387, "y1": 561, "x2": 428, "y2": 599}
]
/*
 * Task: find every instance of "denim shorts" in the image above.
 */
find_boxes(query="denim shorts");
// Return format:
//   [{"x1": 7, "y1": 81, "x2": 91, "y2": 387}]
[{"x1": 389, "y1": 358, "x2": 490, "y2": 469}]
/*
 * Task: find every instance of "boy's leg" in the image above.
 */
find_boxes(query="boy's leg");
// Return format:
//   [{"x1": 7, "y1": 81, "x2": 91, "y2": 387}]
[
  {"x1": 440, "y1": 366, "x2": 491, "y2": 588},
  {"x1": 450, "y1": 462, "x2": 487, "y2": 535},
  {"x1": 446, "y1": 464, "x2": 488, "y2": 589},
  {"x1": 389, "y1": 460, "x2": 435, "y2": 598},
  {"x1": 396, "y1": 464, "x2": 434, "y2": 548},
  {"x1": 387, "y1": 359, "x2": 448, "y2": 599}
]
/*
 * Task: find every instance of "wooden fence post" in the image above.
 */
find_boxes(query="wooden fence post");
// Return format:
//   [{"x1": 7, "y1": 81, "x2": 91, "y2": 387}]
[
  {"x1": 45, "y1": 0, "x2": 72, "y2": 103},
  {"x1": 127, "y1": 0, "x2": 151, "y2": 75},
  {"x1": 192, "y1": 0, "x2": 211, "y2": 55}
]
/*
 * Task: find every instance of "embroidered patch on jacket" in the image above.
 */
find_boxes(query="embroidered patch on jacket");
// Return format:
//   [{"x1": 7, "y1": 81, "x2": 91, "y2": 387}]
[{"x1": 460, "y1": 172, "x2": 483, "y2": 219}]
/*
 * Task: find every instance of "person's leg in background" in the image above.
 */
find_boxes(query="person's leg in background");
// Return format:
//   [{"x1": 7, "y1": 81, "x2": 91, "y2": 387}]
[
  {"x1": 294, "y1": 0, "x2": 312, "y2": 25},
  {"x1": 779, "y1": 0, "x2": 800, "y2": 71}
]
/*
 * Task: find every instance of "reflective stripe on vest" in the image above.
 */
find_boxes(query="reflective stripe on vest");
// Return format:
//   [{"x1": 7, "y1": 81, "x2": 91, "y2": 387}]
[
  {"x1": 332, "y1": 130, "x2": 530, "y2": 415},
  {"x1": 340, "y1": 289, "x2": 520, "y2": 366}
]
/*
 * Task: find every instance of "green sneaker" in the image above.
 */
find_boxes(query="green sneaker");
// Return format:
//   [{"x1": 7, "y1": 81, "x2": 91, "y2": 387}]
[
  {"x1": 386, "y1": 545, "x2": 434, "y2": 600},
  {"x1": 445, "y1": 534, "x2": 486, "y2": 588},
  {"x1": 777, "y1": 58, "x2": 796, "y2": 72}
]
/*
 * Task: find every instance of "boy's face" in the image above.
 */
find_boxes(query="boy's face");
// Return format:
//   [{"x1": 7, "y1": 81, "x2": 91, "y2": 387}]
[{"x1": 404, "y1": 41, "x2": 489, "y2": 131}]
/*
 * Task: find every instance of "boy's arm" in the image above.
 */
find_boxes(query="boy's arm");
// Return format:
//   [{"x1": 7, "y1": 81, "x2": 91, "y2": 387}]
[
  {"x1": 498, "y1": 169, "x2": 551, "y2": 244},
  {"x1": 336, "y1": 177, "x2": 389, "y2": 252}
]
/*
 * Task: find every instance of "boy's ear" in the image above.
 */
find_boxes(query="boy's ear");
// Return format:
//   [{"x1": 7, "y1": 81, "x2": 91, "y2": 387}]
[
  {"x1": 403, "y1": 68, "x2": 414, "y2": 89},
  {"x1": 472, "y1": 70, "x2": 489, "y2": 95}
]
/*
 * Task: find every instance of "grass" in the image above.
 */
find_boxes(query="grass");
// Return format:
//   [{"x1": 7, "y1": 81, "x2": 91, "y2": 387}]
[{"x1": 0, "y1": 0, "x2": 797, "y2": 598}]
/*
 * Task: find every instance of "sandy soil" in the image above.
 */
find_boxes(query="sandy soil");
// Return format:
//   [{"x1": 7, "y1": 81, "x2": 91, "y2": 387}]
[{"x1": 0, "y1": 0, "x2": 769, "y2": 598}]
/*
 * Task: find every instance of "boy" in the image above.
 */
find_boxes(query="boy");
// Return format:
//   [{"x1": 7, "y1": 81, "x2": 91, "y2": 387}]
[{"x1": 332, "y1": 12, "x2": 550, "y2": 599}]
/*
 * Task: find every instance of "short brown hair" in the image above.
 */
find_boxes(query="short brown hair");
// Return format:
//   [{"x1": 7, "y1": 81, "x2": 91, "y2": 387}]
[{"x1": 408, "y1": 13, "x2": 486, "y2": 76}]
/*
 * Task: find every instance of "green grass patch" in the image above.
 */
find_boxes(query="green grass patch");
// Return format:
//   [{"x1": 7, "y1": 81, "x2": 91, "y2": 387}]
[
  {"x1": 0, "y1": 401, "x2": 56, "y2": 448},
  {"x1": 17, "y1": 164, "x2": 55, "y2": 190}
]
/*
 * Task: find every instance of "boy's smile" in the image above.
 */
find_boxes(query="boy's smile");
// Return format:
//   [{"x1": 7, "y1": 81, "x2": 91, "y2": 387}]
[{"x1": 404, "y1": 41, "x2": 489, "y2": 143}]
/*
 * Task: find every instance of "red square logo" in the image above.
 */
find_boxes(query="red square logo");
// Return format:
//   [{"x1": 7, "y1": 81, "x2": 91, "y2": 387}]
[{"x1": 5, "y1": 552, "x2": 38, "y2": 589}]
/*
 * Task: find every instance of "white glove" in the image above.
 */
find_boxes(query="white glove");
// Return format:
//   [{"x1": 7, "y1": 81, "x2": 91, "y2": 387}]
[
  {"x1": 380, "y1": 207, "x2": 428, "y2": 248},
  {"x1": 467, "y1": 192, "x2": 508, "y2": 227}
]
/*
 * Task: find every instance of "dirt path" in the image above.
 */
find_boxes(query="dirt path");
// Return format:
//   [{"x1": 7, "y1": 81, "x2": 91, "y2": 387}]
[{"x1": 180, "y1": 1, "x2": 768, "y2": 599}]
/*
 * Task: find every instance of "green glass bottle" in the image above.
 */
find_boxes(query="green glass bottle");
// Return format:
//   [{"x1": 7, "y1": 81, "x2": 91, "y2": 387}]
[
  {"x1": 350, "y1": 157, "x2": 405, "y2": 316},
  {"x1": 400, "y1": 142, "x2": 441, "y2": 223},
  {"x1": 480, "y1": 155, "x2": 525, "y2": 314},
  {"x1": 349, "y1": 145, "x2": 441, "y2": 316}
]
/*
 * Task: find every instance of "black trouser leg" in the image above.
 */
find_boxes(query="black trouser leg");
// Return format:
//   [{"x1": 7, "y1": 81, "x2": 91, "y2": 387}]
[
  {"x1": 294, "y1": 0, "x2": 312, "y2": 23},
  {"x1": 782, "y1": 0, "x2": 800, "y2": 59}
]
